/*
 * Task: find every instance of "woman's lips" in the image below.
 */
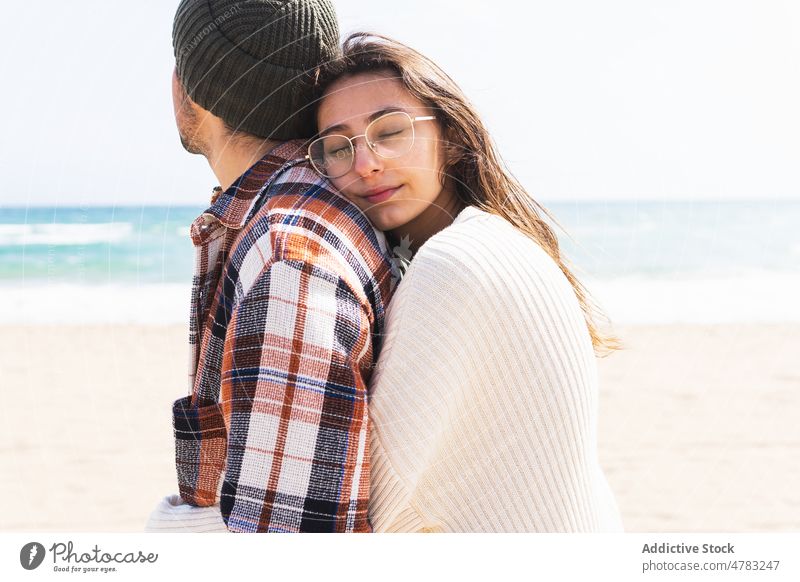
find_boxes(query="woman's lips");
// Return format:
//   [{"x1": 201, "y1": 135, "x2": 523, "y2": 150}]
[{"x1": 364, "y1": 186, "x2": 400, "y2": 204}]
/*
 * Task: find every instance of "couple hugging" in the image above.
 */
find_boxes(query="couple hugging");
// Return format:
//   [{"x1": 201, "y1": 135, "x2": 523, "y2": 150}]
[{"x1": 145, "y1": 0, "x2": 623, "y2": 533}]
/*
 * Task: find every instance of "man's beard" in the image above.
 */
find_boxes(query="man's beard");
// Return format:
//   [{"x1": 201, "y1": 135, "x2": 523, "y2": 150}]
[{"x1": 176, "y1": 93, "x2": 209, "y2": 156}]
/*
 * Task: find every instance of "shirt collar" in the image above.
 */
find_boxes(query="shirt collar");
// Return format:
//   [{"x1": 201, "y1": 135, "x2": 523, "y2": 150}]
[{"x1": 200, "y1": 140, "x2": 308, "y2": 230}]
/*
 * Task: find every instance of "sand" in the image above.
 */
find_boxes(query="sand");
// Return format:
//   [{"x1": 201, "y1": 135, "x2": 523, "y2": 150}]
[
  {"x1": 1, "y1": 323, "x2": 798, "y2": 532},
  {"x1": 599, "y1": 324, "x2": 800, "y2": 532}
]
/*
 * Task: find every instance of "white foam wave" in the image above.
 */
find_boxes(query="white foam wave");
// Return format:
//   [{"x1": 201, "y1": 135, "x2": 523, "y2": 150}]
[
  {"x1": 0, "y1": 283, "x2": 190, "y2": 324},
  {"x1": 0, "y1": 223, "x2": 133, "y2": 246},
  {"x1": 2, "y1": 275, "x2": 799, "y2": 325},
  {"x1": 589, "y1": 274, "x2": 800, "y2": 324}
]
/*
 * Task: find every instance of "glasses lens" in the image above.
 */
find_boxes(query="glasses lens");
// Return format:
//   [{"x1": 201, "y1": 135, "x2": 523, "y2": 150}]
[
  {"x1": 309, "y1": 136, "x2": 353, "y2": 178},
  {"x1": 367, "y1": 112, "x2": 414, "y2": 159}
]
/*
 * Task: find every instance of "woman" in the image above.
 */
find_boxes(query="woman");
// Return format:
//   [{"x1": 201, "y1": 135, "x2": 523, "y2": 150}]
[{"x1": 308, "y1": 33, "x2": 624, "y2": 532}]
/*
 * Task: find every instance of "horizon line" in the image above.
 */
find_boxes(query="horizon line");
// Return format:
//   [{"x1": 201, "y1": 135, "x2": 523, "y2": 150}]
[{"x1": 3, "y1": 197, "x2": 800, "y2": 209}]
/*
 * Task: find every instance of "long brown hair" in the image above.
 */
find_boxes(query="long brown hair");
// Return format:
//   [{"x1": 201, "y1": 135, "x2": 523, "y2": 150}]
[{"x1": 312, "y1": 32, "x2": 618, "y2": 355}]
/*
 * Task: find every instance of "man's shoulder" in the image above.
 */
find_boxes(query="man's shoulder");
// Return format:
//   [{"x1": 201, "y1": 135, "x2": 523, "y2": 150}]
[
  {"x1": 261, "y1": 165, "x2": 387, "y2": 257},
  {"x1": 265, "y1": 167, "x2": 373, "y2": 231},
  {"x1": 236, "y1": 161, "x2": 393, "y2": 298}
]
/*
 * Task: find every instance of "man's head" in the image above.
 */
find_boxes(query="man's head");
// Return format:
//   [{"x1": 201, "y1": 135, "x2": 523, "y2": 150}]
[{"x1": 171, "y1": 0, "x2": 339, "y2": 153}]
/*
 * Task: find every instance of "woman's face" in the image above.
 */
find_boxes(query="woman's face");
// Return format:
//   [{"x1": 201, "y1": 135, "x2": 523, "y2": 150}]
[{"x1": 316, "y1": 72, "x2": 456, "y2": 235}]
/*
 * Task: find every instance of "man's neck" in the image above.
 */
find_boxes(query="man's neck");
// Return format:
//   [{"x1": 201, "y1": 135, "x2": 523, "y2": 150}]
[{"x1": 206, "y1": 134, "x2": 280, "y2": 191}]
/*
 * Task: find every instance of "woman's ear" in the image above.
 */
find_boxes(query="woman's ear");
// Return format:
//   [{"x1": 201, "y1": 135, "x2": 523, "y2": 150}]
[{"x1": 438, "y1": 126, "x2": 463, "y2": 180}]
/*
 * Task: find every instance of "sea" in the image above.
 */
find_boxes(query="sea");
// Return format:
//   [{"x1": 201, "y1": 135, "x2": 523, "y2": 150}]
[{"x1": 1, "y1": 200, "x2": 798, "y2": 324}]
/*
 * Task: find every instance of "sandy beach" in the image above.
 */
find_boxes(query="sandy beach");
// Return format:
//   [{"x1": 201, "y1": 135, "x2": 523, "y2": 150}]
[{"x1": 1, "y1": 323, "x2": 798, "y2": 532}]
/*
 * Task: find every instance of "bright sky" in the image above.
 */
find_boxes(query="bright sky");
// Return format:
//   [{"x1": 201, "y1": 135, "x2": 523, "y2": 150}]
[{"x1": 1, "y1": 0, "x2": 798, "y2": 206}]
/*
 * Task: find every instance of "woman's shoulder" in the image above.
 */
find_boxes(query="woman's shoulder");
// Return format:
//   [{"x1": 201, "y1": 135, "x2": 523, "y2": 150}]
[
  {"x1": 384, "y1": 204, "x2": 592, "y2": 365},
  {"x1": 415, "y1": 206, "x2": 508, "y2": 258},
  {"x1": 398, "y1": 205, "x2": 581, "y2": 319},
  {"x1": 411, "y1": 205, "x2": 557, "y2": 279}
]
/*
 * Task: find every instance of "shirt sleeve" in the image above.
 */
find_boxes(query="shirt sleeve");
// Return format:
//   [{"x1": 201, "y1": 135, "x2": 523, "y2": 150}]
[{"x1": 173, "y1": 258, "x2": 374, "y2": 532}]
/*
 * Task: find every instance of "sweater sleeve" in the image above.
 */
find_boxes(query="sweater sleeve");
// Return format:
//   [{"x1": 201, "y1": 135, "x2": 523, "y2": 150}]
[{"x1": 174, "y1": 258, "x2": 374, "y2": 532}]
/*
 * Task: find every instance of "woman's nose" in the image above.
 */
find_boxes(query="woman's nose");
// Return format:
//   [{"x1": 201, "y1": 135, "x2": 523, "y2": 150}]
[{"x1": 351, "y1": 137, "x2": 383, "y2": 177}]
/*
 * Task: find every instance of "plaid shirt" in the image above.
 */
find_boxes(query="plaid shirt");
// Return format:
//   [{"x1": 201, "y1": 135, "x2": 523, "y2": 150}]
[{"x1": 173, "y1": 140, "x2": 395, "y2": 532}]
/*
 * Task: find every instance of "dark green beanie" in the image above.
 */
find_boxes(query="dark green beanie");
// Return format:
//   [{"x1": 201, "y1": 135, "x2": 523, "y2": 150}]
[{"x1": 173, "y1": 0, "x2": 340, "y2": 140}]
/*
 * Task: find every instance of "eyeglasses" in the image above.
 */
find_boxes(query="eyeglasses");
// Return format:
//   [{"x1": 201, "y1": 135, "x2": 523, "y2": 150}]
[{"x1": 307, "y1": 111, "x2": 436, "y2": 179}]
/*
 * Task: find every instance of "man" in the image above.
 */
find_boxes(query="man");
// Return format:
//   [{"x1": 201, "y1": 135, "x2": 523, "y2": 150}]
[{"x1": 145, "y1": 0, "x2": 395, "y2": 533}]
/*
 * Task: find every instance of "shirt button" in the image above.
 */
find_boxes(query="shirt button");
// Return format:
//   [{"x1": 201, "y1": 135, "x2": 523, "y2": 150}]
[{"x1": 200, "y1": 213, "x2": 217, "y2": 231}]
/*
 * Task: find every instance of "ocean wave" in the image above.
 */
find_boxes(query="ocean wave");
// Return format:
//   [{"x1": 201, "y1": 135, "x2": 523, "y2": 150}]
[{"x1": 0, "y1": 223, "x2": 133, "y2": 246}]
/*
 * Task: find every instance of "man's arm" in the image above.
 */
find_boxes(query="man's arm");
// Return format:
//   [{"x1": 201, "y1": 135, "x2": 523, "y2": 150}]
[{"x1": 176, "y1": 257, "x2": 374, "y2": 532}]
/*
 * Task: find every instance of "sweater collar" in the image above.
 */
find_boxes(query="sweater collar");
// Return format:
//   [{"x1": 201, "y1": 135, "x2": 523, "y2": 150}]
[{"x1": 452, "y1": 205, "x2": 486, "y2": 225}]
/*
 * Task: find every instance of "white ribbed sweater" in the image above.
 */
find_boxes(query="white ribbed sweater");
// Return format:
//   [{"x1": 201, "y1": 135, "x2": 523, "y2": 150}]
[{"x1": 368, "y1": 206, "x2": 623, "y2": 532}]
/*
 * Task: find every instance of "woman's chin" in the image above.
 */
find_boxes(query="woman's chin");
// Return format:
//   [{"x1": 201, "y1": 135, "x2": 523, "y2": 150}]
[{"x1": 365, "y1": 203, "x2": 409, "y2": 233}]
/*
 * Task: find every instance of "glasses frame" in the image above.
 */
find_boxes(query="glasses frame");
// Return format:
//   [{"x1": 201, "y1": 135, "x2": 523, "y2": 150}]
[{"x1": 306, "y1": 111, "x2": 436, "y2": 179}]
